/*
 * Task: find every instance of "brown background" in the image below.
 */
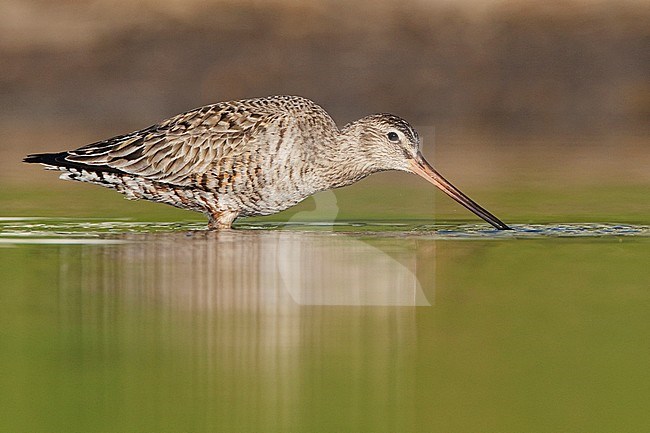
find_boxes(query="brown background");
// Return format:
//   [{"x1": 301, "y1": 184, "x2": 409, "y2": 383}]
[{"x1": 1, "y1": 0, "x2": 648, "y2": 186}]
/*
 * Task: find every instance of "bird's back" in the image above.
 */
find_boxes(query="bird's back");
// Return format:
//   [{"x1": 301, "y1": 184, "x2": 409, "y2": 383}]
[{"x1": 25, "y1": 95, "x2": 340, "y2": 216}]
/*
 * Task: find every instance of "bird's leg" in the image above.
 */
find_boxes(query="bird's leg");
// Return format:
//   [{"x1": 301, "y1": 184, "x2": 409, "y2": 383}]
[{"x1": 207, "y1": 210, "x2": 239, "y2": 230}]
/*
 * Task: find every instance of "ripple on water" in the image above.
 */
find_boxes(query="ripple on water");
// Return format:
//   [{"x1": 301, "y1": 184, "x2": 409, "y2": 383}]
[
  {"x1": 0, "y1": 218, "x2": 648, "y2": 244},
  {"x1": 432, "y1": 223, "x2": 650, "y2": 239}
]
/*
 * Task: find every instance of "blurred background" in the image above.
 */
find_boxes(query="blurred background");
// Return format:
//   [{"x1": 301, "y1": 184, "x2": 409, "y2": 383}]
[
  {"x1": 2, "y1": 3, "x2": 649, "y2": 432},
  {"x1": 1, "y1": 0, "x2": 648, "y2": 221}
]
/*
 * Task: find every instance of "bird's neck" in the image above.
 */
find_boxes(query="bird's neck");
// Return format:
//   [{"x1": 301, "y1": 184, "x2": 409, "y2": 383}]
[{"x1": 308, "y1": 125, "x2": 380, "y2": 190}]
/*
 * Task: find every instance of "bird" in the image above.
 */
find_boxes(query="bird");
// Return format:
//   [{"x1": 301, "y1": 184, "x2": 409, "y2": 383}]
[{"x1": 24, "y1": 95, "x2": 510, "y2": 230}]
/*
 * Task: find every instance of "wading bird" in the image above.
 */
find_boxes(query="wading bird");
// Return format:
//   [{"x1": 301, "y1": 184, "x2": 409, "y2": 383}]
[{"x1": 24, "y1": 95, "x2": 510, "y2": 230}]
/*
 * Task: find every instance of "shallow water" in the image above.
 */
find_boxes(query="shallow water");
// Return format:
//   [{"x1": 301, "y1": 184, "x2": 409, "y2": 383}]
[
  {"x1": 1, "y1": 217, "x2": 648, "y2": 238},
  {"x1": 1, "y1": 217, "x2": 649, "y2": 432}
]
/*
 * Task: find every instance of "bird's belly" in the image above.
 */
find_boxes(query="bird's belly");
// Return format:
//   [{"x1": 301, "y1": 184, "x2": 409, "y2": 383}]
[
  {"x1": 201, "y1": 144, "x2": 328, "y2": 217},
  {"x1": 209, "y1": 172, "x2": 319, "y2": 217}
]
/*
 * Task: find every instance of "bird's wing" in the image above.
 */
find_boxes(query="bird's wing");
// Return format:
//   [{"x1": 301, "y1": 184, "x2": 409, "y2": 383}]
[{"x1": 64, "y1": 101, "x2": 279, "y2": 186}]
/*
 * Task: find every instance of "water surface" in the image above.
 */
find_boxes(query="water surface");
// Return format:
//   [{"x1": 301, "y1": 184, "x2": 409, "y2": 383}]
[{"x1": 1, "y1": 218, "x2": 649, "y2": 432}]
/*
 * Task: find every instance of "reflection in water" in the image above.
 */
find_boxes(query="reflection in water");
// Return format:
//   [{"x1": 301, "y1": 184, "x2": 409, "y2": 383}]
[
  {"x1": 72, "y1": 231, "x2": 430, "y2": 308},
  {"x1": 277, "y1": 233, "x2": 429, "y2": 306},
  {"x1": 3, "y1": 218, "x2": 649, "y2": 431},
  {"x1": 51, "y1": 231, "x2": 427, "y2": 430}
]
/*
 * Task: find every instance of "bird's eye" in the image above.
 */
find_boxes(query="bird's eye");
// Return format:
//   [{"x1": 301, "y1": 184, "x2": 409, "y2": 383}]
[{"x1": 387, "y1": 132, "x2": 399, "y2": 143}]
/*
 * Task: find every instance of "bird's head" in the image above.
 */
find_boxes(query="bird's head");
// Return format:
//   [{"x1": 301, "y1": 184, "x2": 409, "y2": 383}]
[
  {"x1": 340, "y1": 113, "x2": 421, "y2": 172},
  {"x1": 340, "y1": 113, "x2": 510, "y2": 230}
]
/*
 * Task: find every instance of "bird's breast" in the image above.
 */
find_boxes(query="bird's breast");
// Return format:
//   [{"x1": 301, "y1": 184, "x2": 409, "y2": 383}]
[{"x1": 200, "y1": 138, "x2": 327, "y2": 216}]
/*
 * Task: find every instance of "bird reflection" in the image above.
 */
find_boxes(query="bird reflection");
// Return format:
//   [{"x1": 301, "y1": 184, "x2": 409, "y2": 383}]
[
  {"x1": 58, "y1": 229, "x2": 427, "y2": 430},
  {"x1": 77, "y1": 229, "x2": 430, "y2": 309}
]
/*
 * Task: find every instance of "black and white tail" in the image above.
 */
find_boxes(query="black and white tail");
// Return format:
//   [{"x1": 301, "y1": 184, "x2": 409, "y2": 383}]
[
  {"x1": 23, "y1": 151, "x2": 127, "y2": 186},
  {"x1": 23, "y1": 151, "x2": 210, "y2": 214}
]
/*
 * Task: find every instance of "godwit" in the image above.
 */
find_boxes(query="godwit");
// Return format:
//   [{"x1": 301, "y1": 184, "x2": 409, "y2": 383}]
[{"x1": 24, "y1": 95, "x2": 510, "y2": 230}]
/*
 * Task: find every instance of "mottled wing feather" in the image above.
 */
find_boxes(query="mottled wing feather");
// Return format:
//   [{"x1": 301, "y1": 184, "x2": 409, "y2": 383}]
[{"x1": 65, "y1": 102, "x2": 277, "y2": 186}]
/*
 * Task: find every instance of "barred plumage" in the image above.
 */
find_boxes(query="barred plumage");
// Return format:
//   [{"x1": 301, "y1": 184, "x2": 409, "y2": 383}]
[{"x1": 24, "y1": 95, "x2": 510, "y2": 230}]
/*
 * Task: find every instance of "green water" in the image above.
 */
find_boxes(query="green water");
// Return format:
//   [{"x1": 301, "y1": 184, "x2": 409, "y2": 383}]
[{"x1": 1, "y1": 181, "x2": 649, "y2": 433}]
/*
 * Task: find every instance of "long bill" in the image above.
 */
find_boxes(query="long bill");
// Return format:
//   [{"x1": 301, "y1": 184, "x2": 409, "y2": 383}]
[{"x1": 408, "y1": 155, "x2": 511, "y2": 230}]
